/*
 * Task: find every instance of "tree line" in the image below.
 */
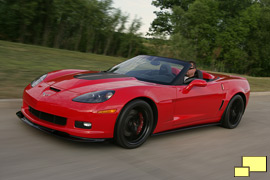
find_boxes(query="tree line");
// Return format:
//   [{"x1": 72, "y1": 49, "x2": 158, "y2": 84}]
[
  {"x1": 0, "y1": 0, "x2": 148, "y2": 57},
  {"x1": 149, "y1": 0, "x2": 270, "y2": 76},
  {"x1": 1, "y1": 0, "x2": 269, "y2": 76}
]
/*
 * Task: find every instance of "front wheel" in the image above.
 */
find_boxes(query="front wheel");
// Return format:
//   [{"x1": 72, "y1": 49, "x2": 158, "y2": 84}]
[
  {"x1": 221, "y1": 95, "x2": 245, "y2": 129},
  {"x1": 114, "y1": 100, "x2": 154, "y2": 149}
]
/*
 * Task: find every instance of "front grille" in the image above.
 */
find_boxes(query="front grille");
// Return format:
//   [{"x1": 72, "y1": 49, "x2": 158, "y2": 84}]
[{"x1": 29, "y1": 106, "x2": 67, "y2": 125}]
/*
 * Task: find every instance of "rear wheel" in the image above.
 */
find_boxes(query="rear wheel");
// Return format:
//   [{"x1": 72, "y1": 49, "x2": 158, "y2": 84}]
[
  {"x1": 221, "y1": 95, "x2": 245, "y2": 129},
  {"x1": 114, "y1": 100, "x2": 153, "y2": 149}
]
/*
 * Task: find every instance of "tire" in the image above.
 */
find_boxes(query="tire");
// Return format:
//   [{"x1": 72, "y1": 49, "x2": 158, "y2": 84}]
[
  {"x1": 221, "y1": 95, "x2": 245, "y2": 129},
  {"x1": 114, "y1": 100, "x2": 154, "y2": 149}
]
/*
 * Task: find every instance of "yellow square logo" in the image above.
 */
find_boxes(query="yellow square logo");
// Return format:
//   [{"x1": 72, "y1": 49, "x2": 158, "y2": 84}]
[
  {"x1": 235, "y1": 167, "x2": 250, "y2": 177},
  {"x1": 242, "y1": 156, "x2": 267, "y2": 172}
]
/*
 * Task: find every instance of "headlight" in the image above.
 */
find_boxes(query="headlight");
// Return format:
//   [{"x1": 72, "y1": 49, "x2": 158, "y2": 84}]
[
  {"x1": 72, "y1": 90, "x2": 115, "y2": 103},
  {"x1": 31, "y1": 74, "x2": 47, "y2": 87}
]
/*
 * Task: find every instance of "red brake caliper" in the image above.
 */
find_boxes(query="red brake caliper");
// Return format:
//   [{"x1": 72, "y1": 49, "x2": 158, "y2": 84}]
[{"x1": 136, "y1": 112, "x2": 144, "y2": 135}]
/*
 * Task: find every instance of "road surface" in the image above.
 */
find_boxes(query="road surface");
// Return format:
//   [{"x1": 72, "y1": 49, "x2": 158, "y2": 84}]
[{"x1": 1, "y1": 94, "x2": 270, "y2": 180}]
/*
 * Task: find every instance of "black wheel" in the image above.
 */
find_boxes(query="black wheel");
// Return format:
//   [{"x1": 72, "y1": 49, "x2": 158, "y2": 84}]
[
  {"x1": 221, "y1": 95, "x2": 245, "y2": 129},
  {"x1": 114, "y1": 100, "x2": 154, "y2": 149}
]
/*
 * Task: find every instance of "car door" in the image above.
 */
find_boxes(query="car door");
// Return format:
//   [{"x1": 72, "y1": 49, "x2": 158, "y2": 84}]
[{"x1": 173, "y1": 80, "x2": 225, "y2": 127}]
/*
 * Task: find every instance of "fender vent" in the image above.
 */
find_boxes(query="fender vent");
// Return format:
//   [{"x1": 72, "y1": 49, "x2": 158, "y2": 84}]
[{"x1": 219, "y1": 100, "x2": 224, "y2": 111}]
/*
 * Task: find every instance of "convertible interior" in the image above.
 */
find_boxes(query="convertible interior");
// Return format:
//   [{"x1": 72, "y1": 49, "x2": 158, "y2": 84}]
[{"x1": 125, "y1": 64, "x2": 217, "y2": 84}]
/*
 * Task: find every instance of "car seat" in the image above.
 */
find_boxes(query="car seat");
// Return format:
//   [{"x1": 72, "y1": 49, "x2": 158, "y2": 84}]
[{"x1": 159, "y1": 64, "x2": 172, "y2": 75}]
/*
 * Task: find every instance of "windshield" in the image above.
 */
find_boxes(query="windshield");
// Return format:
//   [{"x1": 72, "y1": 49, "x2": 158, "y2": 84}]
[{"x1": 107, "y1": 55, "x2": 186, "y2": 84}]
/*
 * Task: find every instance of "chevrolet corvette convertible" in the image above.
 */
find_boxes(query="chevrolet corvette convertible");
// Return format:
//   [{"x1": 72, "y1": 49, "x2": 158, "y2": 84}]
[{"x1": 16, "y1": 55, "x2": 250, "y2": 148}]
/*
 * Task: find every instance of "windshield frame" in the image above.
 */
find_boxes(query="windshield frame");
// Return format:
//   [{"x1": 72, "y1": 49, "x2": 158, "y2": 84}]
[{"x1": 107, "y1": 55, "x2": 191, "y2": 85}]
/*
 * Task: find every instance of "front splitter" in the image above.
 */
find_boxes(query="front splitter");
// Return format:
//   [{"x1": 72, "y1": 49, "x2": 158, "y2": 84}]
[{"x1": 16, "y1": 111, "x2": 106, "y2": 143}]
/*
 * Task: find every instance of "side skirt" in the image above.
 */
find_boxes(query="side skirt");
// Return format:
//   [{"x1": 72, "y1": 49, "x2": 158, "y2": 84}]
[{"x1": 152, "y1": 123, "x2": 221, "y2": 136}]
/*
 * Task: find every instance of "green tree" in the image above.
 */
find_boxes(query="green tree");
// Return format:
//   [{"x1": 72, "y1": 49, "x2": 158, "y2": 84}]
[
  {"x1": 103, "y1": 9, "x2": 122, "y2": 55},
  {"x1": 150, "y1": 0, "x2": 270, "y2": 76},
  {"x1": 0, "y1": 0, "x2": 149, "y2": 58},
  {"x1": 244, "y1": 2, "x2": 270, "y2": 76}
]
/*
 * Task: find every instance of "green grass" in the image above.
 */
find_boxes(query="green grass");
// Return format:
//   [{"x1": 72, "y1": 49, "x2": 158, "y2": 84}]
[
  {"x1": 207, "y1": 71, "x2": 270, "y2": 92},
  {"x1": 245, "y1": 76, "x2": 270, "y2": 92},
  {"x1": 0, "y1": 40, "x2": 125, "y2": 98},
  {"x1": 0, "y1": 40, "x2": 269, "y2": 98}
]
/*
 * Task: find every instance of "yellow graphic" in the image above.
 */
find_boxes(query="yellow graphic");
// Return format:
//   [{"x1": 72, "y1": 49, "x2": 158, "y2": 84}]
[
  {"x1": 242, "y1": 156, "x2": 267, "y2": 172},
  {"x1": 234, "y1": 167, "x2": 250, "y2": 177},
  {"x1": 234, "y1": 156, "x2": 267, "y2": 177}
]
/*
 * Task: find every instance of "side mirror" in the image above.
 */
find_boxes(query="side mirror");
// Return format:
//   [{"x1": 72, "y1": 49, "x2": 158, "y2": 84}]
[{"x1": 183, "y1": 79, "x2": 207, "y2": 94}]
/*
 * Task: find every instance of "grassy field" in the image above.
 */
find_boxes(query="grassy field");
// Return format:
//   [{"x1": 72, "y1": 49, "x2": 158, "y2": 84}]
[
  {"x1": 0, "y1": 40, "x2": 125, "y2": 98},
  {"x1": 212, "y1": 72, "x2": 270, "y2": 92},
  {"x1": 0, "y1": 40, "x2": 269, "y2": 98}
]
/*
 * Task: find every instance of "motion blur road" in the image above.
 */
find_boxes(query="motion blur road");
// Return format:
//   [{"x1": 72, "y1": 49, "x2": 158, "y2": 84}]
[{"x1": 1, "y1": 94, "x2": 270, "y2": 180}]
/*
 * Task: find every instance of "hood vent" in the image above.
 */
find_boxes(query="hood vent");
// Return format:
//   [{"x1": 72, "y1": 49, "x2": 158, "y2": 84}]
[
  {"x1": 74, "y1": 72, "x2": 129, "y2": 80},
  {"x1": 50, "y1": 87, "x2": 61, "y2": 92}
]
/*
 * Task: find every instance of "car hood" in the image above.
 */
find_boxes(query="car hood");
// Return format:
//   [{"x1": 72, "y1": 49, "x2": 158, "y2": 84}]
[{"x1": 45, "y1": 71, "x2": 153, "y2": 94}]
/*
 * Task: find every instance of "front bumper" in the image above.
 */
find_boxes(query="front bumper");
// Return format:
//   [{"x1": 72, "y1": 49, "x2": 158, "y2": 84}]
[
  {"x1": 16, "y1": 111, "x2": 106, "y2": 142},
  {"x1": 21, "y1": 84, "x2": 121, "y2": 139}
]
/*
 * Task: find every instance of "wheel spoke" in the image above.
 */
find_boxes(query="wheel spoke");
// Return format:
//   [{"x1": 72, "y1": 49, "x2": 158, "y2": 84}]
[
  {"x1": 116, "y1": 100, "x2": 153, "y2": 148},
  {"x1": 122, "y1": 108, "x2": 149, "y2": 143},
  {"x1": 221, "y1": 95, "x2": 245, "y2": 129},
  {"x1": 136, "y1": 112, "x2": 144, "y2": 135},
  {"x1": 229, "y1": 99, "x2": 243, "y2": 125}
]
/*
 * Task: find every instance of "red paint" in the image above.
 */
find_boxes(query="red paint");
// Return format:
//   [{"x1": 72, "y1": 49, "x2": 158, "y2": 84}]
[{"x1": 20, "y1": 67, "x2": 250, "y2": 139}]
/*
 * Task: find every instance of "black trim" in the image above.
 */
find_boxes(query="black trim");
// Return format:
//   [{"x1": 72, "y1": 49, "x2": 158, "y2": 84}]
[
  {"x1": 75, "y1": 121, "x2": 92, "y2": 129},
  {"x1": 171, "y1": 62, "x2": 191, "y2": 85},
  {"x1": 74, "y1": 72, "x2": 130, "y2": 80},
  {"x1": 16, "y1": 111, "x2": 106, "y2": 142},
  {"x1": 195, "y1": 70, "x2": 203, "y2": 79},
  {"x1": 106, "y1": 55, "x2": 191, "y2": 86},
  {"x1": 50, "y1": 87, "x2": 61, "y2": 92},
  {"x1": 29, "y1": 106, "x2": 67, "y2": 126},
  {"x1": 219, "y1": 100, "x2": 224, "y2": 110},
  {"x1": 152, "y1": 123, "x2": 221, "y2": 136}
]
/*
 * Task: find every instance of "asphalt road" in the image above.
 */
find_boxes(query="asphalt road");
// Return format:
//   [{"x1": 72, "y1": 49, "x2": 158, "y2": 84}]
[{"x1": 1, "y1": 94, "x2": 270, "y2": 180}]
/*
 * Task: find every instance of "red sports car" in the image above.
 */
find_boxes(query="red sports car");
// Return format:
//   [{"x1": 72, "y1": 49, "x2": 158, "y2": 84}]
[{"x1": 17, "y1": 55, "x2": 250, "y2": 148}]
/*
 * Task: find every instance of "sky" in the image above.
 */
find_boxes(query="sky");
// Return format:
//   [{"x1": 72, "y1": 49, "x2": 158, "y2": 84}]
[{"x1": 112, "y1": 0, "x2": 160, "y2": 36}]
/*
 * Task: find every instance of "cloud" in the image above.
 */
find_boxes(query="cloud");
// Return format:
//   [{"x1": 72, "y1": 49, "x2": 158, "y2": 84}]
[{"x1": 112, "y1": 0, "x2": 159, "y2": 35}]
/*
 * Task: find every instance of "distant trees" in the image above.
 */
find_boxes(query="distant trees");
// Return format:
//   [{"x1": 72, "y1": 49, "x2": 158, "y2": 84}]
[
  {"x1": 150, "y1": 0, "x2": 270, "y2": 76},
  {"x1": 0, "y1": 0, "x2": 146, "y2": 57},
  {"x1": 1, "y1": 0, "x2": 269, "y2": 76}
]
